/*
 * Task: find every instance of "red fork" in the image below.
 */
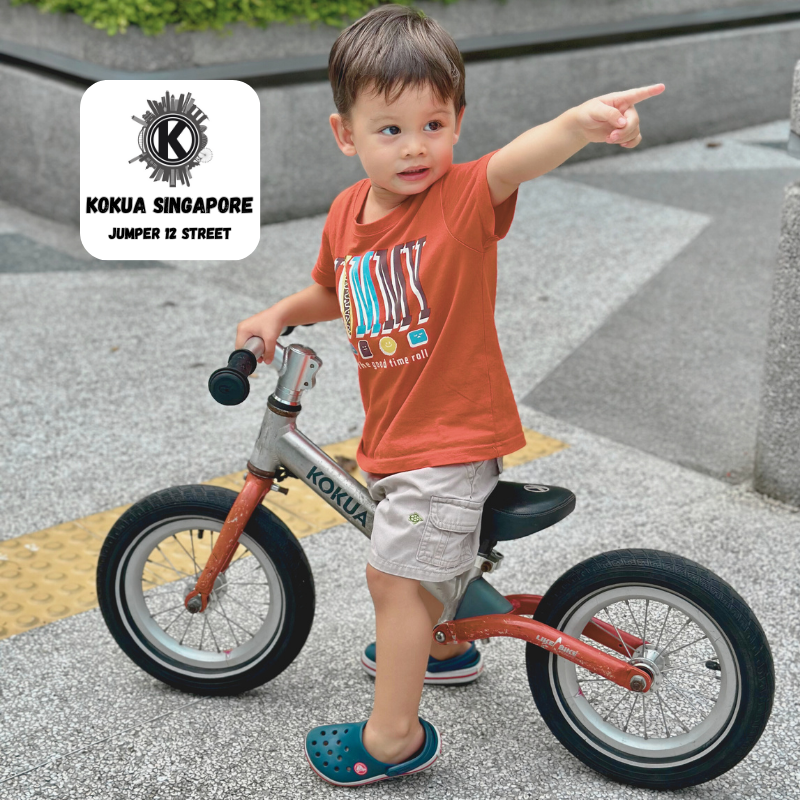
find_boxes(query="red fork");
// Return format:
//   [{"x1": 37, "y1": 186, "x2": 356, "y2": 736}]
[{"x1": 184, "y1": 472, "x2": 273, "y2": 613}]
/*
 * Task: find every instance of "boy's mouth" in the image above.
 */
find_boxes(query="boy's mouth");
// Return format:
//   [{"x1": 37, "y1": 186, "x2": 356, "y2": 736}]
[{"x1": 398, "y1": 167, "x2": 430, "y2": 180}]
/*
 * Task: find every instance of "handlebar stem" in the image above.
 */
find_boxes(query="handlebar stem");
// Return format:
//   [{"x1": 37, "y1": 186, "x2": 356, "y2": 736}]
[{"x1": 273, "y1": 343, "x2": 322, "y2": 405}]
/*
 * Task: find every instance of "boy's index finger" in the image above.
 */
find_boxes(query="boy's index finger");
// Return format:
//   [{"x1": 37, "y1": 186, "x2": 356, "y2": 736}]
[{"x1": 601, "y1": 83, "x2": 665, "y2": 113}]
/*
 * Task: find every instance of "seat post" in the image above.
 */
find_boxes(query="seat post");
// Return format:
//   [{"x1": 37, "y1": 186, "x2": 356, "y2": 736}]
[{"x1": 478, "y1": 536, "x2": 497, "y2": 558}]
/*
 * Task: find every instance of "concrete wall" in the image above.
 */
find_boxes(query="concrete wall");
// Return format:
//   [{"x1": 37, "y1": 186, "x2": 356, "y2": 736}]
[
  {"x1": 2, "y1": 15, "x2": 800, "y2": 225},
  {"x1": 0, "y1": 0, "x2": 782, "y2": 70},
  {"x1": 754, "y1": 60, "x2": 800, "y2": 506}
]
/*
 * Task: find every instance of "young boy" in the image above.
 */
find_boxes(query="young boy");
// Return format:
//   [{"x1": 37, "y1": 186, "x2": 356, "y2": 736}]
[{"x1": 234, "y1": 4, "x2": 664, "y2": 787}]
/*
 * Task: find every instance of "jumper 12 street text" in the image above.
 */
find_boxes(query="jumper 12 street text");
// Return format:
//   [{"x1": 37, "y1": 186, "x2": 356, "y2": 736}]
[{"x1": 108, "y1": 227, "x2": 232, "y2": 239}]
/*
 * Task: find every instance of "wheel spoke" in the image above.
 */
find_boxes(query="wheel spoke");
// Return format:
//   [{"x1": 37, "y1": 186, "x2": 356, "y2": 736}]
[
  {"x1": 228, "y1": 546, "x2": 251, "y2": 567},
  {"x1": 179, "y1": 613, "x2": 195, "y2": 645},
  {"x1": 146, "y1": 556, "x2": 192, "y2": 580},
  {"x1": 642, "y1": 599, "x2": 649, "y2": 645},
  {"x1": 216, "y1": 596, "x2": 256, "y2": 638},
  {"x1": 601, "y1": 605, "x2": 634, "y2": 658},
  {"x1": 661, "y1": 658, "x2": 717, "y2": 672},
  {"x1": 154, "y1": 543, "x2": 193, "y2": 579},
  {"x1": 662, "y1": 634, "x2": 708, "y2": 659},
  {"x1": 171, "y1": 533, "x2": 199, "y2": 575},
  {"x1": 658, "y1": 616, "x2": 691, "y2": 656},
  {"x1": 162, "y1": 606, "x2": 187, "y2": 634},
  {"x1": 622, "y1": 694, "x2": 638, "y2": 733},
  {"x1": 624, "y1": 600, "x2": 645, "y2": 642},
  {"x1": 143, "y1": 588, "x2": 183, "y2": 599},
  {"x1": 224, "y1": 592, "x2": 266, "y2": 623},
  {"x1": 227, "y1": 582, "x2": 270, "y2": 587},
  {"x1": 583, "y1": 677, "x2": 619, "y2": 708},
  {"x1": 199, "y1": 613, "x2": 208, "y2": 650},
  {"x1": 244, "y1": 561, "x2": 264, "y2": 576},
  {"x1": 662, "y1": 678, "x2": 716, "y2": 710},
  {"x1": 150, "y1": 602, "x2": 186, "y2": 617},
  {"x1": 656, "y1": 690, "x2": 671, "y2": 738},
  {"x1": 190, "y1": 531, "x2": 199, "y2": 579},
  {"x1": 662, "y1": 667, "x2": 719, "y2": 678},
  {"x1": 654, "y1": 604, "x2": 672, "y2": 651},
  {"x1": 205, "y1": 611, "x2": 223, "y2": 653},
  {"x1": 602, "y1": 689, "x2": 629, "y2": 722},
  {"x1": 642, "y1": 695, "x2": 648, "y2": 740},
  {"x1": 655, "y1": 689, "x2": 691, "y2": 733},
  {"x1": 211, "y1": 597, "x2": 241, "y2": 647}
]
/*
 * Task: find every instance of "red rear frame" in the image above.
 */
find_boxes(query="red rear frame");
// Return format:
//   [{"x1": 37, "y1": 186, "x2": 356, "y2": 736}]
[{"x1": 184, "y1": 473, "x2": 652, "y2": 693}]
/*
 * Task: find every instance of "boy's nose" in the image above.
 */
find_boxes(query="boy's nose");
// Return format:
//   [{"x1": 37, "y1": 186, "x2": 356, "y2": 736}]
[{"x1": 402, "y1": 137, "x2": 427, "y2": 157}]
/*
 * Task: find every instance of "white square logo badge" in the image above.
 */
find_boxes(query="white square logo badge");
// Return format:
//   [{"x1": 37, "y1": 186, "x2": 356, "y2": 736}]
[{"x1": 80, "y1": 80, "x2": 260, "y2": 260}]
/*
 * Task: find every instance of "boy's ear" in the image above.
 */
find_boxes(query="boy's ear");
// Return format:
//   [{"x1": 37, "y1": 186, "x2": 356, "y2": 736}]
[
  {"x1": 329, "y1": 113, "x2": 358, "y2": 156},
  {"x1": 453, "y1": 105, "x2": 466, "y2": 145}
]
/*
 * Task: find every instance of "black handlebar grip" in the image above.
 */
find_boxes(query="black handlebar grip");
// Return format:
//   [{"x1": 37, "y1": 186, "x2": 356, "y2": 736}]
[{"x1": 208, "y1": 348, "x2": 258, "y2": 405}]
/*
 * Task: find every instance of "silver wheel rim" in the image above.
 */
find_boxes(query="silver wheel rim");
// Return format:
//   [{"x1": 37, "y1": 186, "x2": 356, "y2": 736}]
[
  {"x1": 116, "y1": 515, "x2": 285, "y2": 679},
  {"x1": 550, "y1": 584, "x2": 740, "y2": 767}
]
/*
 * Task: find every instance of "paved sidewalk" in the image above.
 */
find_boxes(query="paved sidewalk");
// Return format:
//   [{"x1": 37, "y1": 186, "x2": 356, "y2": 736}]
[{"x1": 1, "y1": 119, "x2": 799, "y2": 799}]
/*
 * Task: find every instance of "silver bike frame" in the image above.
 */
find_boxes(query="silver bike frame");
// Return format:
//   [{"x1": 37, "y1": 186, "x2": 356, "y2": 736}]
[{"x1": 242, "y1": 337, "x2": 494, "y2": 623}]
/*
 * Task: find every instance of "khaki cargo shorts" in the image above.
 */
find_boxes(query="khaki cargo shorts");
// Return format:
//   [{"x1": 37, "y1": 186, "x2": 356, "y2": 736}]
[{"x1": 361, "y1": 457, "x2": 503, "y2": 582}]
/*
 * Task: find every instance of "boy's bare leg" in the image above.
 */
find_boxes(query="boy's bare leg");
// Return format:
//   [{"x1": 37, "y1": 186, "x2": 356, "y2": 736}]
[
  {"x1": 362, "y1": 563, "x2": 428, "y2": 764},
  {"x1": 418, "y1": 584, "x2": 473, "y2": 660}
]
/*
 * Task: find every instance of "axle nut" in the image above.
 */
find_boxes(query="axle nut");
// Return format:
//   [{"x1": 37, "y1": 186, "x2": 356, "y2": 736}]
[
  {"x1": 435, "y1": 631, "x2": 446, "y2": 643},
  {"x1": 630, "y1": 675, "x2": 647, "y2": 693},
  {"x1": 186, "y1": 595, "x2": 203, "y2": 614}
]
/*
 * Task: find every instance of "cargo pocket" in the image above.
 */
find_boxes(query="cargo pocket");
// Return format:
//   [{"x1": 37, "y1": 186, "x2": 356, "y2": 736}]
[{"x1": 416, "y1": 496, "x2": 484, "y2": 570}]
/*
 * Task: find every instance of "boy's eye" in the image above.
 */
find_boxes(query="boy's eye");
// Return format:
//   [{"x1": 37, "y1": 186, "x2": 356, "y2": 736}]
[{"x1": 378, "y1": 121, "x2": 444, "y2": 136}]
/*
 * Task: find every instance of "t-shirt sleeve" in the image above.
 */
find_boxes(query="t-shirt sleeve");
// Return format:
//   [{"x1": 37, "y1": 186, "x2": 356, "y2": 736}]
[
  {"x1": 441, "y1": 149, "x2": 518, "y2": 251},
  {"x1": 310, "y1": 220, "x2": 336, "y2": 288}
]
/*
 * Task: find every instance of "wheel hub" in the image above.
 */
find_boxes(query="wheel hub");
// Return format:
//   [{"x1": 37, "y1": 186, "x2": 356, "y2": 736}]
[
  {"x1": 184, "y1": 572, "x2": 229, "y2": 611},
  {"x1": 629, "y1": 644, "x2": 669, "y2": 691}
]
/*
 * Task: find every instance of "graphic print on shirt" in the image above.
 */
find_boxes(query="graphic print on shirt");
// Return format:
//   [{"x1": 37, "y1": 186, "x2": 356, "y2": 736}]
[{"x1": 334, "y1": 237, "x2": 431, "y2": 371}]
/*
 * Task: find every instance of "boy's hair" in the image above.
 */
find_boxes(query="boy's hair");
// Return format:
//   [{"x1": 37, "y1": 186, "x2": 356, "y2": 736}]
[{"x1": 328, "y1": 4, "x2": 466, "y2": 127}]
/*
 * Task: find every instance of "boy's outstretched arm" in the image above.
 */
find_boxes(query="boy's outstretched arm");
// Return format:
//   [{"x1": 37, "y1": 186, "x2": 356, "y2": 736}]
[{"x1": 486, "y1": 84, "x2": 665, "y2": 206}]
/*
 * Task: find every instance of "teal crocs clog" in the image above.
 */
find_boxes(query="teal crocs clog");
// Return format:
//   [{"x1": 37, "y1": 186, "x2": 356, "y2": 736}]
[{"x1": 304, "y1": 717, "x2": 441, "y2": 786}]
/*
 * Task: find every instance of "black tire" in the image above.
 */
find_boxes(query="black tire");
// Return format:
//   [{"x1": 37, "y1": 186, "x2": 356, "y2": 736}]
[
  {"x1": 96, "y1": 484, "x2": 315, "y2": 696},
  {"x1": 525, "y1": 549, "x2": 774, "y2": 789}
]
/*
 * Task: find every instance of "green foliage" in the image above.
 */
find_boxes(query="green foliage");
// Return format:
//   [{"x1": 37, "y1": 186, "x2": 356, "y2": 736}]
[{"x1": 10, "y1": 0, "x2": 467, "y2": 37}]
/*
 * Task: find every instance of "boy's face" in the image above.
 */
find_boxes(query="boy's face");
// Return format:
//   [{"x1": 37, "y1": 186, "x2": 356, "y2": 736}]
[{"x1": 329, "y1": 81, "x2": 465, "y2": 204}]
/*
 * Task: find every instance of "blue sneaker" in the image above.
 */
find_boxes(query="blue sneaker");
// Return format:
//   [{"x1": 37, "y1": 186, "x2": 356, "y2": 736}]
[{"x1": 360, "y1": 641, "x2": 484, "y2": 685}]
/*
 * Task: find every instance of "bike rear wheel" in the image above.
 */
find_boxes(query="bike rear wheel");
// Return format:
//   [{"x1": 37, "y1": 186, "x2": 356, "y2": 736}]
[
  {"x1": 526, "y1": 549, "x2": 774, "y2": 789},
  {"x1": 97, "y1": 484, "x2": 315, "y2": 695}
]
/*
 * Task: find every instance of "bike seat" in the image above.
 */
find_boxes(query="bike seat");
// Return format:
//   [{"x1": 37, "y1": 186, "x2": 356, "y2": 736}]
[{"x1": 480, "y1": 481, "x2": 575, "y2": 542}]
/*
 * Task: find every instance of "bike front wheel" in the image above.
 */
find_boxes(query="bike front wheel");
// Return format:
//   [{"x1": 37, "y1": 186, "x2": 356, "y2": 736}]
[
  {"x1": 96, "y1": 484, "x2": 315, "y2": 695},
  {"x1": 525, "y1": 549, "x2": 774, "y2": 789}
]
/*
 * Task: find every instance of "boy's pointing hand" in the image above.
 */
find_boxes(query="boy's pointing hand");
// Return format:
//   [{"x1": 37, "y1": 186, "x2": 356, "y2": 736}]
[{"x1": 573, "y1": 84, "x2": 665, "y2": 148}]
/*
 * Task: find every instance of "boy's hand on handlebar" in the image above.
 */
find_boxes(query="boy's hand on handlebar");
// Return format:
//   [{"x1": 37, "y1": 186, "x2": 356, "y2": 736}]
[{"x1": 235, "y1": 311, "x2": 285, "y2": 364}]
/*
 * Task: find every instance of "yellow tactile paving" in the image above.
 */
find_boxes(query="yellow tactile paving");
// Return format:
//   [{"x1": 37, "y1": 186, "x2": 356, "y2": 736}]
[{"x1": 0, "y1": 428, "x2": 566, "y2": 640}]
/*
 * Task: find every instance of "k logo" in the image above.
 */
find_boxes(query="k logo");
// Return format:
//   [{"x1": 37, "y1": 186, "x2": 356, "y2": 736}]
[{"x1": 131, "y1": 90, "x2": 213, "y2": 188}]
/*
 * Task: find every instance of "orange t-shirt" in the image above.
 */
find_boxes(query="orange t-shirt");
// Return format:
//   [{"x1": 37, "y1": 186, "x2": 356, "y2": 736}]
[{"x1": 311, "y1": 149, "x2": 526, "y2": 474}]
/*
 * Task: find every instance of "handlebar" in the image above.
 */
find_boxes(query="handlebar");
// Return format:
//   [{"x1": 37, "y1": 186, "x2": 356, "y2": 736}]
[
  {"x1": 207, "y1": 324, "x2": 317, "y2": 406},
  {"x1": 207, "y1": 337, "x2": 282, "y2": 406}
]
